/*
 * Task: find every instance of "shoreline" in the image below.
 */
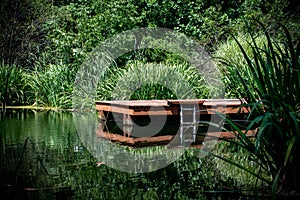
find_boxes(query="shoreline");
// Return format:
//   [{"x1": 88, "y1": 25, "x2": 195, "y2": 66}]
[{"x1": 1, "y1": 105, "x2": 71, "y2": 111}]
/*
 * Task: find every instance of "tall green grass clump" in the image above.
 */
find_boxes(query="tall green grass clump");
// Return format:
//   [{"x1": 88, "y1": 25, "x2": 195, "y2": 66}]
[
  {"x1": 28, "y1": 64, "x2": 76, "y2": 108},
  {"x1": 0, "y1": 62, "x2": 31, "y2": 108},
  {"x1": 214, "y1": 33, "x2": 268, "y2": 97},
  {"x1": 215, "y1": 24, "x2": 300, "y2": 196},
  {"x1": 97, "y1": 61, "x2": 210, "y2": 100}
]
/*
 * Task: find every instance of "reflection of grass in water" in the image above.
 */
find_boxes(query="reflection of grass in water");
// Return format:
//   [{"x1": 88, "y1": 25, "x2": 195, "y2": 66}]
[
  {"x1": 209, "y1": 141, "x2": 269, "y2": 189},
  {"x1": 67, "y1": 143, "x2": 267, "y2": 199},
  {"x1": 1, "y1": 111, "x2": 267, "y2": 199},
  {"x1": 68, "y1": 144, "x2": 265, "y2": 199},
  {"x1": 1, "y1": 139, "x2": 265, "y2": 199}
]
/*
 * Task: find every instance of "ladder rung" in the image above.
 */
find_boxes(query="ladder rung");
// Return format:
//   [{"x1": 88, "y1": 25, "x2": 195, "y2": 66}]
[
  {"x1": 181, "y1": 108, "x2": 195, "y2": 111},
  {"x1": 181, "y1": 123, "x2": 194, "y2": 126}
]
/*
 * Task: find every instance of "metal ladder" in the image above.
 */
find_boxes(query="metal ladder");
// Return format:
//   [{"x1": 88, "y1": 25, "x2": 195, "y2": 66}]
[{"x1": 179, "y1": 104, "x2": 197, "y2": 146}]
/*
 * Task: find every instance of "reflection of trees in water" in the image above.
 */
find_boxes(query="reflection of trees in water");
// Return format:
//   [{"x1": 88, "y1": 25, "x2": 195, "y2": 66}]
[{"x1": 1, "y1": 110, "x2": 268, "y2": 199}]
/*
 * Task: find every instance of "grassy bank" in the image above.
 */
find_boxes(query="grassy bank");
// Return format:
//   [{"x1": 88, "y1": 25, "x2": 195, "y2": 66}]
[{"x1": 0, "y1": 60, "x2": 214, "y2": 109}]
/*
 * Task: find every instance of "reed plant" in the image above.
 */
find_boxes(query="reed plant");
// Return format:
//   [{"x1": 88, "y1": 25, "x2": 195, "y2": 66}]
[
  {"x1": 215, "y1": 24, "x2": 300, "y2": 196},
  {"x1": 214, "y1": 33, "x2": 268, "y2": 98},
  {"x1": 0, "y1": 62, "x2": 30, "y2": 108},
  {"x1": 28, "y1": 64, "x2": 75, "y2": 108}
]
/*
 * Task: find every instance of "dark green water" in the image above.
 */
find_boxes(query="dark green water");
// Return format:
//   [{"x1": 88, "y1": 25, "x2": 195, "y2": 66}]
[{"x1": 0, "y1": 110, "x2": 258, "y2": 199}]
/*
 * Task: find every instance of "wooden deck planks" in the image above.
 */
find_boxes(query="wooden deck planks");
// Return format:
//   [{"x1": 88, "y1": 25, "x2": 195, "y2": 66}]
[
  {"x1": 95, "y1": 99, "x2": 248, "y2": 116},
  {"x1": 97, "y1": 100, "x2": 170, "y2": 107},
  {"x1": 94, "y1": 99, "x2": 253, "y2": 147}
]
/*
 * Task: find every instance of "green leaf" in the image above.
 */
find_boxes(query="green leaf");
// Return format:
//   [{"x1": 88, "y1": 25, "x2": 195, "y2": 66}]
[
  {"x1": 284, "y1": 136, "x2": 296, "y2": 168},
  {"x1": 272, "y1": 167, "x2": 282, "y2": 199}
]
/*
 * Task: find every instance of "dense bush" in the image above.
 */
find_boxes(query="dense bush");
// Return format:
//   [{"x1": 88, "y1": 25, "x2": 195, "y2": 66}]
[
  {"x1": 42, "y1": 0, "x2": 300, "y2": 68},
  {"x1": 0, "y1": 0, "x2": 53, "y2": 67},
  {"x1": 1, "y1": 0, "x2": 299, "y2": 67}
]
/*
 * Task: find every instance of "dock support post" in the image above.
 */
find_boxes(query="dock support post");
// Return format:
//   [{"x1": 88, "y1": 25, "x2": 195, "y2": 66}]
[
  {"x1": 123, "y1": 114, "x2": 133, "y2": 137},
  {"x1": 98, "y1": 110, "x2": 107, "y2": 122}
]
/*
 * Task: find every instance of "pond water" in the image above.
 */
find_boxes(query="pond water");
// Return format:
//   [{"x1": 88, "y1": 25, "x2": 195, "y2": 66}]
[{"x1": 0, "y1": 110, "x2": 260, "y2": 199}]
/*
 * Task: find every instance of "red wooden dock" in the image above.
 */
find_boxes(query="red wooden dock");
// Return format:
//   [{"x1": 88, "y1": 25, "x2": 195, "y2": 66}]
[
  {"x1": 95, "y1": 99, "x2": 248, "y2": 117},
  {"x1": 95, "y1": 99, "x2": 251, "y2": 147}
]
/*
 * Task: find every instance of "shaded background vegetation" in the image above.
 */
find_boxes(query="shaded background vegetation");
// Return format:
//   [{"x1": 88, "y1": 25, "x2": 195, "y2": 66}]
[
  {"x1": 0, "y1": 0, "x2": 299, "y2": 108},
  {"x1": 1, "y1": 0, "x2": 299, "y2": 67}
]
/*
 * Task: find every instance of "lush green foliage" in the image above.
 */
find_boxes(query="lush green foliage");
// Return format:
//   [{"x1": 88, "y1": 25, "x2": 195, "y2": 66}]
[
  {"x1": 214, "y1": 33, "x2": 268, "y2": 97},
  {"x1": 97, "y1": 61, "x2": 210, "y2": 100},
  {"x1": 0, "y1": 63, "x2": 32, "y2": 107},
  {"x1": 0, "y1": 0, "x2": 53, "y2": 67},
  {"x1": 28, "y1": 64, "x2": 76, "y2": 108},
  {"x1": 1, "y1": 0, "x2": 300, "y2": 107},
  {"x1": 2, "y1": 0, "x2": 296, "y2": 67},
  {"x1": 43, "y1": 0, "x2": 300, "y2": 67},
  {"x1": 216, "y1": 25, "x2": 300, "y2": 194}
]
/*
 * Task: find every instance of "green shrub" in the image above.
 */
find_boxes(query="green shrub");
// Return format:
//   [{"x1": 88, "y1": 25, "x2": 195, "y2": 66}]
[
  {"x1": 0, "y1": 0, "x2": 54, "y2": 67},
  {"x1": 43, "y1": 0, "x2": 300, "y2": 68}
]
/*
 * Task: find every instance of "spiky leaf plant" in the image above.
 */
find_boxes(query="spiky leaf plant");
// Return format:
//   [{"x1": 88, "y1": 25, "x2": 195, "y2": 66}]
[
  {"x1": 215, "y1": 24, "x2": 300, "y2": 196},
  {"x1": 0, "y1": 62, "x2": 28, "y2": 107},
  {"x1": 97, "y1": 61, "x2": 211, "y2": 100}
]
